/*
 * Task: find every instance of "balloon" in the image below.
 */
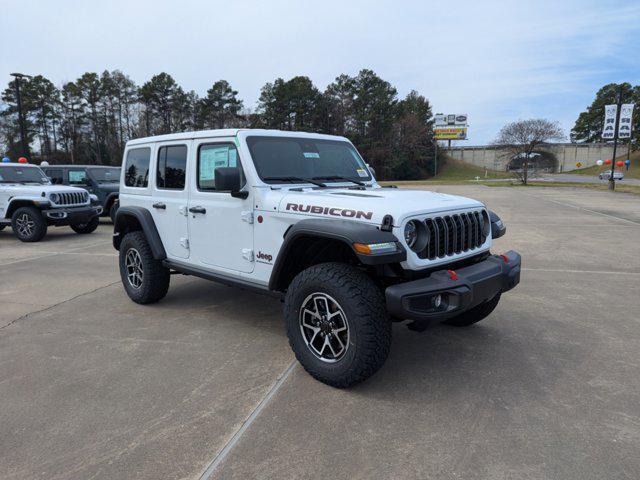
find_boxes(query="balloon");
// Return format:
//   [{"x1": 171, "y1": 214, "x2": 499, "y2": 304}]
[
  {"x1": 624, "y1": 159, "x2": 631, "y2": 166},
  {"x1": 40, "y1": 161, "x2": 49, "y2": 166},
  {"x1": 616, "y1": 161, "x2": 624, "y2": 167},
  {"x1": 596, "y1": 160, "x2": 603, "y2": 166},
  {"x1": 18, "y1": 157, "x2": 28, "y2": 164},
  {"x1": 1, "y1": 157, "x2": 10, "y2": 163},
  {"x1": 604, "y1": 159, "x2": 612, "y2": 165}
]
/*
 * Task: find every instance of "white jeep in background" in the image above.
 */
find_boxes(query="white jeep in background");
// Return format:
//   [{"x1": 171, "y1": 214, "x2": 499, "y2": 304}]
[
  {"x1": 0, "y1": 163, "x2": 103, "y2": 242},
  {"x1": 113, "y1": 129, "x2": 521, "y2": 387}
]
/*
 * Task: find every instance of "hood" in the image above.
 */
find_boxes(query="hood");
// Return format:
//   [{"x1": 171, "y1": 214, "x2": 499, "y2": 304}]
[
  {"x1": 2, "y1": 183, "x2": 88, "y2": 194},
  {"x1": 96, "y1": 183, "x2": 119, "y2": 193},
  {"x1": 277, "y1": 186, "x2": 484, "y2": 225}
]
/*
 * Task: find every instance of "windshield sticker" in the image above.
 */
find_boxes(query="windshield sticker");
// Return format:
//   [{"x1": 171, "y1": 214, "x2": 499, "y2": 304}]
[
  {"x1": 303, "y1": 152, "x2": 320, "y2": 158},
  {"x1": 356, "y1": 168, "x2": 368, "y2": 178}
]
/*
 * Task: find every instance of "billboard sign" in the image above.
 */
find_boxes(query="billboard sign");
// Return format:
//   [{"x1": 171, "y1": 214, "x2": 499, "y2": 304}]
[{"x1": 434, "y1": 113, "x2": 468, "y2": 140}]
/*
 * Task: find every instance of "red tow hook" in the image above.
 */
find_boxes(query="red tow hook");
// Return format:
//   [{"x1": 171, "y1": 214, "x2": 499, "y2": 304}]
[
  {"x1": 500, "y1": 254, "x2": 509, "y2": 263},
  {"x1": 447, "y1": 270, "x2": 458, "y2": 281}
]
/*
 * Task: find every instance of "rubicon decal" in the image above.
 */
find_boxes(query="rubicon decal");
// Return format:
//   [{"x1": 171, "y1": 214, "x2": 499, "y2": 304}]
[{"x1": 286, "y1": 203, "x2": 373, "y2": 220}]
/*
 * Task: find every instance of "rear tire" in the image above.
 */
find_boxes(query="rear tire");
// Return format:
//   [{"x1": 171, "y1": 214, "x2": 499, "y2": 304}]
[
  {"x1": 11, "y1": 207, "x2": 47, "y2": 242},
  {"x1": 70, "y1": 216, "x2": 100, "y2": 234},
  {"x1": 443, "y1": 293, "x2": 501, "y2": 327},
  {"x1": 284, "y1": 262, "x2": 391, "y2": 388},
  {"x1": 119, "y1": 231, "x2": 170, "y2": 304}
]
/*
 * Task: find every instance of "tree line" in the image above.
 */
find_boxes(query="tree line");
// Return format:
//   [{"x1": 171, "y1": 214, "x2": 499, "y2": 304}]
[{"x1": 0, "y1": 69, "x2": 437, "y2": 180}]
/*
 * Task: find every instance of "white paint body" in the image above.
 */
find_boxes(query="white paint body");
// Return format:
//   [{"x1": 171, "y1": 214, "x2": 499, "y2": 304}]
[
  {"x1": 0, "y1": 163, "x2": 92, "y2": 223},
  {"x1": 119, "y1": 130, "x2": 491, "y2": 288}
]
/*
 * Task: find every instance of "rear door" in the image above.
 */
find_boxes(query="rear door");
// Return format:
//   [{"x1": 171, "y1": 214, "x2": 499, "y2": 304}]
[
  {"x1": 150, "y1": 141, "x2": 190, "y2": 259},
  {"x1": 188, "y1": 138, "x2": 254, "y2": 273}
]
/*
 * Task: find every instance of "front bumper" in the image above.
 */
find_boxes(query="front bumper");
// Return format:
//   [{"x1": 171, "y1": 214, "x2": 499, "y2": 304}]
[
  {"x1": 385, "y1": 250, "x2": 521, "y2": 321},
  {"x1": 42, "y1": 205, "x2": 103, "y2": 225}
]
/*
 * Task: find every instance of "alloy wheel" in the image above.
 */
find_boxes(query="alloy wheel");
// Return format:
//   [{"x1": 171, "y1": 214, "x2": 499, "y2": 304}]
[
  {"x1": 125, "y1": 248, "x2": 143, "y2": 289},
  {"x1": 16, "y1": 213, "x2": 35, "y2": 238},
  {"x1": 299, "y1": 292, "x2": 350, "y2": 363}
]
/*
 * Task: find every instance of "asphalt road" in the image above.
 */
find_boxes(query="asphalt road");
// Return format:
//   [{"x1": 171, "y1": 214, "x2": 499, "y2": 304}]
[
  {"x1": 1, "y1": 186, "x2": 639, "y2": 480},
  {"x1": 530, "y1": 172, "x2": 640, "y2": 186}
]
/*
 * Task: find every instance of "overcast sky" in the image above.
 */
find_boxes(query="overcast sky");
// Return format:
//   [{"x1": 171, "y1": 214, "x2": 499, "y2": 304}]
[{"x1": 2, "y1": 0, "x2": 639, "y2": 144}]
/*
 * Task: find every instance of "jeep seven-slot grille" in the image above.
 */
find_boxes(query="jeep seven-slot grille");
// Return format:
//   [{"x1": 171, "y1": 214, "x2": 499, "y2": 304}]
[
  {"x1": 56, "y1": 192, "x2": 88, "y2": 206},
  {"x1": 418, "y1": 211, "x2": 487, "y2": 260}
]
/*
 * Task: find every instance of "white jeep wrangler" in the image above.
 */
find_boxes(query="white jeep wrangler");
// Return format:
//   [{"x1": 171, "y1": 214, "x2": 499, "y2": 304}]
[
  {"x1": 113, "y1": 130, "x2": 521, "y2": 387},
  {"x1": 0, "y1": 163, "x2": 103, "y2": 242}
]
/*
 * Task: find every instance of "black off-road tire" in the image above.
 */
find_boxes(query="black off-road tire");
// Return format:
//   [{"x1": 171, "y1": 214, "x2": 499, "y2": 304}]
[
  {"x1": 109, "y1": 201, "x2": 119, "y2": 223},
  {"x1": 70, "y1": 216, "x2": 100, "y2": 234},
  {"x1": 284, "y1": 262, "x2": 391, "y2": 388},
  {"x1": 119, "y1": 231, "x2": 170, "y2": 304},
  {"x1": 444, "y1": 293, "x2": 501, "y2": 327},
  {"x1": 11, "y1": 206, "x2": 47, "y2": 242}
]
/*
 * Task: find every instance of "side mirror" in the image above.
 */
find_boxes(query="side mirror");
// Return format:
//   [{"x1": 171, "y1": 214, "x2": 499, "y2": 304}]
[{"x1": 215, "y1": 167, "x2": 248, "y2": 199}]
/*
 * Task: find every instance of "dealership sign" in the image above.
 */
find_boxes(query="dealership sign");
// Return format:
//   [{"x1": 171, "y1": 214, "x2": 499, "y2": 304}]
[
  {"x1": 618, "y1": 104, "x2": 634, "y2": 139},
  {"x1": 434, "y1": 113, "x2": 468, "y2": 140}
]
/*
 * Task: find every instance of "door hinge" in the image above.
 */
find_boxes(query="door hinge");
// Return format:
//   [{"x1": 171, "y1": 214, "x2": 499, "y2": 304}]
[
  {"x1": 178, "y1": 205, "x2": 188, "y2": 216},
  {"x1": 180, "y1": 237, "x2": 189, "y2": 249},
  {"x1": 242, "y1": 248, "x2": 254, "y2": 262},
  {"x1": 241, "y1": 211, "x2": 254, "y2": 224}
]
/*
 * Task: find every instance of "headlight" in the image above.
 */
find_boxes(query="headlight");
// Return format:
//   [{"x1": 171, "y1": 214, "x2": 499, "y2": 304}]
[
  {"x1": 50, "y1": 193, "x2": 59, "y2": 203},
  {"x1": 404, "y1": 221, "x2": 418, "y2": 248}
]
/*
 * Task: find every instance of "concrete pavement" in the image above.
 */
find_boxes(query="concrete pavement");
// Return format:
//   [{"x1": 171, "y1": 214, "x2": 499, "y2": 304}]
[{"x1": 1, "y1": 187, "x2": 639, "y2": 479}]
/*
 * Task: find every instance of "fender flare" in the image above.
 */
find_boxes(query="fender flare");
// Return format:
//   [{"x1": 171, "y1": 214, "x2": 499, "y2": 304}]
[
  {"x1": 268, "y1": 218, "x2": 405, "y2": 291},
  {"x1": 113, "y1": 206, "x2": 166, "y2": 260},
  {"x1": 6, "y1": 197, "x2": 50, "y2": 217},
  {"x1": 104, "y1": 192, "x2": 119, "y2": 208}
]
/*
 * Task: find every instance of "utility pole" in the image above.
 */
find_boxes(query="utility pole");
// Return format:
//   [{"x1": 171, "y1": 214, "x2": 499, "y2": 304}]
[
  {"x1": 10, "y1": 73, "x2": 32, "y2": 160},
  {"x1": 609, "y1": 86, "x2": 623, "y2": 191}
]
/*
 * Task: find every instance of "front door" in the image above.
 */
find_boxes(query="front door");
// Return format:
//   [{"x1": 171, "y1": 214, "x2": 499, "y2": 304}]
[
  {"x1": 150, "y1": 141, "x2": 190, "y2": 259},
  {"x1": 188, "y1": 138, "x2": 254, "y2": 273}
]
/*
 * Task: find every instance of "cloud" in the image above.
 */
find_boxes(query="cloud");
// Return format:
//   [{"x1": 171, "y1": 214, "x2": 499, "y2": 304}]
[{"x1": 1, "y1": 0, "x2": 639, "y2": 144}]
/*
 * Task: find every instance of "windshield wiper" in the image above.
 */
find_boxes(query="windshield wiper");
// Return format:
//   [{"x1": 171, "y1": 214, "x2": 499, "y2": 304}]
[
  {"x1": 313, "y1": 175, "x2": 365, "y2": 186},
  {"x1": 263, "y1": 176, "x2": 327, "y2": 187}
]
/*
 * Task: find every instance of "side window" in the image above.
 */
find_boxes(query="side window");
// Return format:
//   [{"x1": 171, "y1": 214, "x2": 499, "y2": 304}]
[
  {"x1": 68, "y1": 169, "x2": 88, "y2": 185},
  {"x1": 156, "y1": 145, "x2": 187, "y2": 190},
  {"x1": 197, "y1": 143, "x2": 241, "y2": 191},
  {"x1": 46, "y1": 169, "x2": 63, "y2": 184},
  {"x1": 124, "y1": 147, "x2": 151, "y2": 187}
]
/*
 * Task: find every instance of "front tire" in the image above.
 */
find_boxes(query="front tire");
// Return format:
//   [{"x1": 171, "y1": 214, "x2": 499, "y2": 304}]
[
  {"x1": 70, "y1": 216, "x2": 100, "y2": 234},
  {"x1": 443, "y1": 293, "x2": 501, "y2": 327},
  {"x1": 119, "y1": 231, "x2": 170, "y2": 304},
  {"x1": 11, "y1": 207, "x2": 47, "y2": 242},
  {"x1": 284, "y1": 263, "x2": 391, "y2": 388}
]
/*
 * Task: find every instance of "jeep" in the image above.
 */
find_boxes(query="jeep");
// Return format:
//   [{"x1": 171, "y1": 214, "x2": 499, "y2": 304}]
[
  {"x1": 0, "y1": 163, "x2": 103, "y2": 242},
  {"x1": 113, "y1": 130, "x2": 521, "y2": 387},
  {"x1": 42, "y1": 165, "x2": 121, "y2": 221}
]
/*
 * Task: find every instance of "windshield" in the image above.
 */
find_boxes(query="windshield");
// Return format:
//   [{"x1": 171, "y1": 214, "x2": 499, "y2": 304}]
[
  {"x1": 0, "y1": 166, "x2": 49, "y2": 184},
  {"x1": 246, "y1": 136, "x2": 372, "y2": 184},
  {"x1": 88, "y1": 167, "x2": 121, "y2": 183}
]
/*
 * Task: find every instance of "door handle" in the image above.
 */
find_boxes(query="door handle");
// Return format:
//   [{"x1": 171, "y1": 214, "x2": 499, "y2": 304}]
[
  {"x1": 152, "y1": 202, "x2": 166, "y2": 210},
  {"x1": 188, "y1": 206, "x2": 206, "y2": 214}
]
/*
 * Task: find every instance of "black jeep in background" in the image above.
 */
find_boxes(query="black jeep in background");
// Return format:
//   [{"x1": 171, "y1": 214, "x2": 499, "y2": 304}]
[{"x1": 42, "y1": 165, "x2": 121, "y2": 221}]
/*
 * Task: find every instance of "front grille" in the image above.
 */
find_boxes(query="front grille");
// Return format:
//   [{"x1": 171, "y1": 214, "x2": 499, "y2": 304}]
[
  {"x1": 55, "y1": 192, "x2": 88, "y2": 206},
  {"x1": 418, "y1": 210, "x2": 488, "y2": 260}
]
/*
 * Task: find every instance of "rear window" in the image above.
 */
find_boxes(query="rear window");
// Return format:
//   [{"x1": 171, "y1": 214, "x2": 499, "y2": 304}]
[{"x1": 124, "y1": 148, "x2": 151, "y2": 187}]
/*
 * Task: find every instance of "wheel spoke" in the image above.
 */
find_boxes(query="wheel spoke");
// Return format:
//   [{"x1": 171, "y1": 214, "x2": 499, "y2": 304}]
[{"x1": 299, "y1": 292, "x2": 350, "y2": 363}]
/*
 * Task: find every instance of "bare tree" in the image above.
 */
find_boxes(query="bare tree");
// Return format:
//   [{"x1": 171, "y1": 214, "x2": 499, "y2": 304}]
[{"x1": 493, "y1": 119, "x2": 564, "y2": 185}]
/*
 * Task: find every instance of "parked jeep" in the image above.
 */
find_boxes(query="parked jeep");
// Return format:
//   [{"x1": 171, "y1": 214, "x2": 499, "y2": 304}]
[
  {"x1": 42, "y1": 165, "x2": 121, "y2": 221},
  {"x1": 113, "y1": 130, "x2": 521, "y2": 387},
  {"x1": 0, "y1": 163, "x2": 103, "y2": 242}
]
